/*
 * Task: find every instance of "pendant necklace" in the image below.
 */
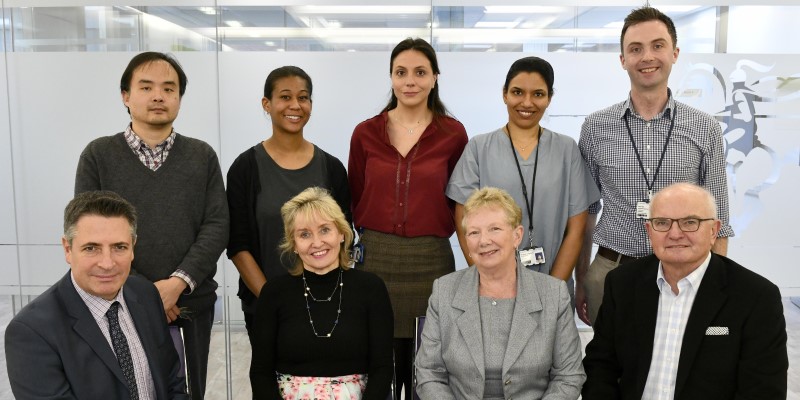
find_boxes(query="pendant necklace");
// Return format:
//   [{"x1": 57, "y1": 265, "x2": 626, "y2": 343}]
[
  {"x1": 393, "y1": 117, "x2": 422, "y2": 135},
  {"x1": 506, "y1": 124, "x2": 538, "y2": 152},
  {"x1": 302, "y1": 269, "x2": 344, "y2": 338}
]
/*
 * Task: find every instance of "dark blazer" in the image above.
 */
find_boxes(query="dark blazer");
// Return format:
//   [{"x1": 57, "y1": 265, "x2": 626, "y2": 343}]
[
  {"x1": 582, "y1": 253, "x2": 787, "y2": 400},
  {"x1": 5, "y1": 272, "x2": 189, "y2": 400}
]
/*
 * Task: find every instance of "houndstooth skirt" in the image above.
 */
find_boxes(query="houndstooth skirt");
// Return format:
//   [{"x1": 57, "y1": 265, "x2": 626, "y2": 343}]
[{"x1": 356, "y1": 229, "x2": 455, "y2": 338}]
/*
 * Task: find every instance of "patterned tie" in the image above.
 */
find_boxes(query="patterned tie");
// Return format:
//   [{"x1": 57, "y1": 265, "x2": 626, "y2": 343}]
[{"x1": 107, "y1": 301, "x2": 140, "y2": 400}]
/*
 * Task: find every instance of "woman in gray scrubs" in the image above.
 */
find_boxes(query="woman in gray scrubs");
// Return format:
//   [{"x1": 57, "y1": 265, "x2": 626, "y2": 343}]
[{"x1": 446, "y1": 57, "x2": 599, "y2": 305}]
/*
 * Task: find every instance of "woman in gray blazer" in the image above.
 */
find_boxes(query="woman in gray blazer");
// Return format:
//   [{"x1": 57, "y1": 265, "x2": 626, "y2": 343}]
[{"x1": 415, "y1": 187, "x2": 585, "y2": 399}]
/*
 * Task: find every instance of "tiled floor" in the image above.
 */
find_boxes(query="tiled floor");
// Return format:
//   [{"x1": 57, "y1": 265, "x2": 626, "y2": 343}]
[{"x1": 2, "y1": 297, "x2": 799, "y2": 399}]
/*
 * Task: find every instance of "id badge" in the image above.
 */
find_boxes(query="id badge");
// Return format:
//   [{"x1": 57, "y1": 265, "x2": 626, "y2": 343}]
[
  {"x1": 519, "y1": 246, "x2": 545, "y2": 266},
  {"x1": 351, "y1": 242, "x2": 365, "y2": 264},
  {"x1": 635, "y1": 201, "x2": 650, "y2": 219}
]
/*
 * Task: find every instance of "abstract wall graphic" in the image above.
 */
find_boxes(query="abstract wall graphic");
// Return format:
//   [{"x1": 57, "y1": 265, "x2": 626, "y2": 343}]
[{"x1": 677, "y1": 59, "x2": 800, "y2": 236}]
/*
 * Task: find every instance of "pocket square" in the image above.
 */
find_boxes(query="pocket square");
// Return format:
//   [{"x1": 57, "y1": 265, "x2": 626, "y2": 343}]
[{"x1": 705, "y1": 326, "x2": 729, "y2": 335}]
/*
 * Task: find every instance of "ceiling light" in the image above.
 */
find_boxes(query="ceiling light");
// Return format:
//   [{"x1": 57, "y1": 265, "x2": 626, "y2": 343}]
[
  {"x1": 658, "y1": 6, "x2": 702, "y2": 13},
  {"x1": 484, "y1": 6, "x2": 562, "y2": 14},
  {"x1": 475, "y1": 21, "x2": 519, "y2": 28},
  {"x1": 198, "y1": 7, "x2": 216, "y2": 15},
  {"x1": 290, "y1": 6, "x2": 430, "y2": 15},
  {"x1": 225, "y1": 20, "x2": 242, "y2": 28}
]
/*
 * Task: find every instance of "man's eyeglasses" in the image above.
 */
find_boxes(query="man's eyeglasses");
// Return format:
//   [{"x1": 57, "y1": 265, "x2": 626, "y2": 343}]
[{"x1": 647, "y1": 217, "x2": 715, "y2": 232}]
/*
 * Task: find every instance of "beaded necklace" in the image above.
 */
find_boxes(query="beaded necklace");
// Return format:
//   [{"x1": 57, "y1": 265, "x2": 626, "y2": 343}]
[{"x1": 302, "y1": 268, "x2": 344, "y2": 338}]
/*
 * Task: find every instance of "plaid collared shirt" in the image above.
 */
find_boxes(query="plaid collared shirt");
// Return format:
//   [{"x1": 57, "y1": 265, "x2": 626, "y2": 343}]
[
  {"x1": 71, "y1": 273, "x2": 156, "y2": 400},
  {"x1": 579, "y1": 91, "x2": 734, "y2": 257},
  {"x1": 124, "y1": 124, "x2": 176, "y2": 171},
  {"x1": 642, "y1": 253, "x2": 711, "y2": 400}
]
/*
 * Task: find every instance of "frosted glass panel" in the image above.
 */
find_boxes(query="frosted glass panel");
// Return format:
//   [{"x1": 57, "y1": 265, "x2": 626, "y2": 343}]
[
  {"x1": 0, "y1": 56, "x2": 16, "y2": 245},
  {"x1": 8, "y1": 52, "x2": 220, "y2": 244}
]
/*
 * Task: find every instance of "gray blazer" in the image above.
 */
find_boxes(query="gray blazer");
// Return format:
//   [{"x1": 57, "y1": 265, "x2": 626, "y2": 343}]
[{"x1": 415, "y1": 264, "x2": 585, "y2": 399}]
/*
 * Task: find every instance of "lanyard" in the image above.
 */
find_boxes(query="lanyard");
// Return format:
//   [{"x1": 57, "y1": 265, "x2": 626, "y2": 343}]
[
  {"x1": 623, "y1": 104, "x2": 677, "y2": 199},
  {"x1": 507, "y1": 124, "x2": 541, "y2": 248}
]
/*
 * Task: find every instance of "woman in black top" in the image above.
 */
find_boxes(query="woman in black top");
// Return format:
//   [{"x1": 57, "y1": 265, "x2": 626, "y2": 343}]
[
  {"x1": 250, "y1": 187, "x2": 393, "y2": 399},
  {"x1": 226, "y1": 66, "x2": 350, "y2": 342}
]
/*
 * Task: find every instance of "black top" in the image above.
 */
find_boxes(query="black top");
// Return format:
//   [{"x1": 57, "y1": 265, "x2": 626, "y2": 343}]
[
  {"x1": 225, "y1": 143, "x2": 351, "y2": 312},
  {"x1": 250, "y1": 268, "x2": 394, "y2": 400}
]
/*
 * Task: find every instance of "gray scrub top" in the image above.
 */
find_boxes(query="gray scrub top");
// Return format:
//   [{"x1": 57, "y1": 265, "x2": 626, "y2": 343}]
[{"x1": 446, "y1": 127, "x2": 600, "y2": 274}]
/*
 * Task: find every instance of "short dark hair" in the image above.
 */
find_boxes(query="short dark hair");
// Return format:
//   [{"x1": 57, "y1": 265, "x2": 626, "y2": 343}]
[
  {"x1": 120, "y1": 52, "x2": 188, "y2": 97},
  {"x1": 64, "y1": 191, "x2": 137, "y2": 245},
  {"x1": 383, "y1": 37, "x2": 450, "y2": 118},
  {"x1": 621, "y1": 6, "x2": 678, "y2": 54},
  {"x1": 263, "y1": 66, "x2": 313, "y2": 100},
  {"x1": 503, "y1": 56, "x2": 555, "y2": 98}
]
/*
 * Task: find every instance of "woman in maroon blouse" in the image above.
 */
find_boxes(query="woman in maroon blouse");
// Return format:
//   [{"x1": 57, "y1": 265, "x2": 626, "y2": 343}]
[{"x1": 347, "y1": 37, "x2": 468, "y2": 400}]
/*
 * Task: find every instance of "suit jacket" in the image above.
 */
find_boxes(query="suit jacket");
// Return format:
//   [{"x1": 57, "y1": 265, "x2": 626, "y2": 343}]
[
  {"x1": 415, "y1": 264, "x2": 585, "y2": 399},
  {"x1": 5, "y1": 272, "x2": 190, "y2": 400},
  {"x1": 582, "y1": 253, "x2": 788, "y2": 399}
]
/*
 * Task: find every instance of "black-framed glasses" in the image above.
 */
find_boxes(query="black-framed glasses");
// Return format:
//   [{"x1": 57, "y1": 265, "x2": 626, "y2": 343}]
[{"x1": 647, "y1": 217, "x2": 715, "y2": 232}]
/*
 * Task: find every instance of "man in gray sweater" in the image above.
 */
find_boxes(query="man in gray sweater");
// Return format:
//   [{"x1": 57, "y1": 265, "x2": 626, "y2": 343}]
[{"x1": 75, "y1": 52, "x2": 229, "y2": 400}]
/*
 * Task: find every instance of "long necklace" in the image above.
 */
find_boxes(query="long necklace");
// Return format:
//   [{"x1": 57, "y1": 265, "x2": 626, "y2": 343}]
[
  {"x1": 392, "y1": 117, "x2": 422, "y2": 135},
  {"x1": 302, "y1": 269, "x2": 343, "y2": 338}
]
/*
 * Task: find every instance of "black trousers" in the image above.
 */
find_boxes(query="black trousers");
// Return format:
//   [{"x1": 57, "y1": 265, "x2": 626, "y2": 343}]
[
  {"x1": 173, "y1": 300, "x2": 215, "y2": 400},
  {"x1": 393, "y1": 338, "x2": 414, "y2": 400}
]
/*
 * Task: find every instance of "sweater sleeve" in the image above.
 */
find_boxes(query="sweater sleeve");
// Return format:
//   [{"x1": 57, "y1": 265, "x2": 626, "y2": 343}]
[
  {"x1": 74, "y1": 140, "x2": 104, "y2": 195},
  {"x1": 174, "y1": 147, "x2": 230, "y2": 285},
  {"x1": 327, "y1": 153, "x2": 353, "y2": 227},
  {"x1": 226, "y1": 149, "x2": 255, "y2": 259},
  {"x1": 362, "y1": 275, "x2": 395, "y2": 400},
  {"x1": 250, "y1": 282, "x2": 282, "y2": 399}
]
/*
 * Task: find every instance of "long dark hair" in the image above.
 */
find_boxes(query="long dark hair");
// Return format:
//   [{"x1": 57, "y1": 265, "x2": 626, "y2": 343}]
[{"x1": 383, "y1": 37, "x2": 450, "y2": 118}]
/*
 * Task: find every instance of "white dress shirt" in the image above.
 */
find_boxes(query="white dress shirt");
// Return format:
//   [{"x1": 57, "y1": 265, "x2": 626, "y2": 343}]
[{"x1": 642, "y1": 252, "x2": 712, "y2": 400}]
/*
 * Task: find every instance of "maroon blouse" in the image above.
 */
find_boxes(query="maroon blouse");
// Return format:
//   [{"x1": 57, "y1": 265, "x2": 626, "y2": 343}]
[{"x1": 348, "y1": 111, "x2": 468, "y2": 238}]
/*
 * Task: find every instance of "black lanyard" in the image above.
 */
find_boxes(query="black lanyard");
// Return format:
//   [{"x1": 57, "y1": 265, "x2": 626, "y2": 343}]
[
  {"x1": 623, "y1": 105, "x2": 677, "y2": 199},
  {"x1": 507, "y1": 124, "x2": 541, "y2": 248}
]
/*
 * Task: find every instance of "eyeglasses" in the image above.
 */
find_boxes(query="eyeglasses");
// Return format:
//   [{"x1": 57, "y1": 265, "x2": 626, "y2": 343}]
[{"x1": 647, "y1": 217, "x2": 715, "y2": 232}]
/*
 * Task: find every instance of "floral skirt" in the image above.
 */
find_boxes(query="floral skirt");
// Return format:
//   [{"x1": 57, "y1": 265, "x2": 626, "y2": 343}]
[{"x1": 276, "y1": 372, "x2": 367, "y2": 400}]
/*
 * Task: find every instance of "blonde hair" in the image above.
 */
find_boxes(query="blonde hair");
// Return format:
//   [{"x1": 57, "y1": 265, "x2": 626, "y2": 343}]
[
  {"x1": 462, "y1": 187, "x2": 522, "y2": 230},
  {"x1": 279, "y1": 187, "x2": 353, "y2": 276}
]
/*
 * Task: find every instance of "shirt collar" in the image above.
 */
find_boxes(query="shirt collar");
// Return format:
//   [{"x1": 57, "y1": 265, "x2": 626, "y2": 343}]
[
  {"x1": 620, "y1": 88, "x2": 676, "y2": 120},
  {"x1": 71, "y1": 271, "x2": 128, "y2": 320},
  {"x1": 124, "y1": 123, "x2": 176, "y2": 151},
  {"x1": 656, "y1": 251, "x2": 712, "y2": 293}
]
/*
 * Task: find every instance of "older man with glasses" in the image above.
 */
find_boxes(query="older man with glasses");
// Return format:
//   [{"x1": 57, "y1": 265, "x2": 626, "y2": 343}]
[{"x1": 582, "y1": 182, "x2": 787, "y2": 400}]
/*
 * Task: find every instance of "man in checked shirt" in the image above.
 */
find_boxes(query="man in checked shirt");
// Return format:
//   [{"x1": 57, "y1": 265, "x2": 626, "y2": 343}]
[
  {"x1": 74, "y1": 52, "x2": 229, "y2": 399},
  {"x1": 576, "y1": 6, "x2": 733, "y2": 326}
]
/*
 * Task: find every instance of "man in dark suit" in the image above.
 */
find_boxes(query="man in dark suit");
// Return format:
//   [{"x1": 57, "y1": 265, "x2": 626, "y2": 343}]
[
  {"x1": 582, "y1": 183, "x2": 787, "y2": 399},
  {"x1": 5, "y1": 191, "x2": 189, "y2": 400}
]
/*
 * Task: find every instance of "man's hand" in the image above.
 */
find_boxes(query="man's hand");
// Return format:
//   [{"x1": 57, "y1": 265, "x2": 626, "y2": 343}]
[
  {"x1": 575, "y1": 283, "x2": 592, "y2": 326},
  {"x1": 154, "y1": 277, "x2": 188, "y2": 322}
]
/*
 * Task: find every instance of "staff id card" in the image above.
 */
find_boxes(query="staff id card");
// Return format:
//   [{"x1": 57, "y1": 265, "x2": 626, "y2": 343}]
[
  {"x1": 636, "y1": 201, "x2": 650, "y2": 219},
  {"x1": 520, "y1": 246, "x2": 545, "y2": 266},
  {"x1": 636, "y1": 190, "x2": 653, "y2": 219}
]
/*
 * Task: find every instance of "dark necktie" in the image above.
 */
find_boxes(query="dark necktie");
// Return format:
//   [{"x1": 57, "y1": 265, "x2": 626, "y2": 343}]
[{"x1": 107, "y1": 301, "x2": 140, "y2": 400}]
